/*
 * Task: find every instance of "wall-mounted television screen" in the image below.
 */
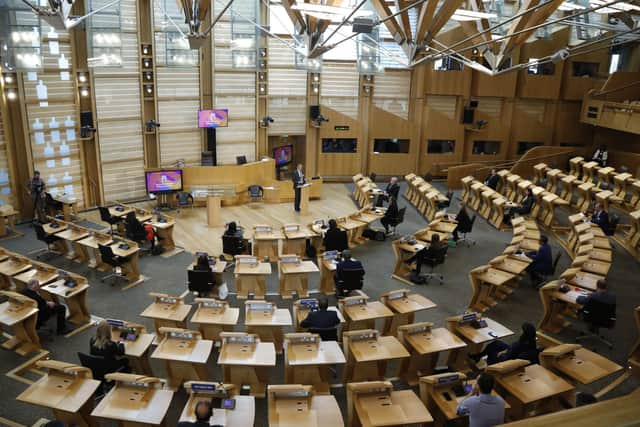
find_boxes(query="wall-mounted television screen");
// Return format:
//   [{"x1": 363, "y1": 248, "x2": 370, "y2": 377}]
[
  {"x1": 273, "y1": 144, "x2": 293, "y2": 167},
  {"x1": 145, "y1": 170, "x2": 183, "y2": 193},
  {"x1": 198, "y1": 109, "x2": 229, "y2": 128}
]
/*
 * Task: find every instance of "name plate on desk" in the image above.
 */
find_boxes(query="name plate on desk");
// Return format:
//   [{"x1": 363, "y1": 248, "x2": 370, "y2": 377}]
[
  {"x1": 159, "y1": 297, "x2": 178, "y2": 304},
  {"x1": 345, "y1": 298, "x2": 367, "y2": 307},
  {"x1": 202, "y1": 301, "x2": 225, "y2": 309},
  {"x1": 169, "y1": 331, "x2": 194, "y2": 339},
  {"x1": 255, "y1": 226, "x2": 272, "y2": 233},
  {"x1": 358, "y1": 386, "x2": 389, "y2": 395},
  {"x1": 190, "y1": 383, "x2": 229, "y2": 394},
  {"x1": 284, "y1": 225, "x2": 299, "y2": 232},
  {"x1": 406, "y1": 324, "x2": 431, "y2": 335},
  {"x1": 238, "y1": 257, "x2": 257, "y2": 265},
  {"x1": 299, "y1": 299, "x2": 318, "y2": 310},
  {"x1": 107, "y1": 319, "x2": 125, "y2": 328},
  {"x1": 273, "y1": 389, "x2": 310, "y2": 398},
  {"x1": 351, "y1": 331, "x2": 378, "y2": 341},
  {"x1": 313, "y1": 219, "x2": 325, "y2": 227},
  {"x1": 323, "y1": 251, "x2": 338, "y2": 260},
  {"x1": 281, "y1": 256, "x2": 299, "y2": 264},
  {"x1": 437, "y1": 374, "x2": 460, "y2": 385},
  {"x1": 289, "y1": 335, "x2": 319, "y2": 345},
  {"x1": 387, "y1": 291, "x2": 406, "y2": 301},
  {"x1": 247, "y1": 302, "x2": 273, "y2": 311},
  {"x1": 227, "y1": 336, "x2": 256, "y2": 344},
  {"x1": 461, "y1": 312, "x2": 478, "y2": 323}
]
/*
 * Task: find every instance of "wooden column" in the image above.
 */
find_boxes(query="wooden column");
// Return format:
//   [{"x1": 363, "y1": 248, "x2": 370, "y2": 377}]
[
  {"x1": 360, "y1": 75, "x2": 373, "y2": 174},
  {"x1": 256, "y1": 0, "x2": 269, "y2": 159},
  {"x1": 411, "y1": 65, "x2": 426, "y2": 173},
  {"x1": 137, "y1": 0, "x2": 159, "y2": 168},
  {"x1": 200, "y1": 5, "x2": 212, "y2": 154}
]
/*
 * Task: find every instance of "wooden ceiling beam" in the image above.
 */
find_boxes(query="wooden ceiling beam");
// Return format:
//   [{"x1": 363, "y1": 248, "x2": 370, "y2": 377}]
[
  {"x1": 415, "y1": 0, "x2": 437, "y2": 45},
  {"x1": 395, "y1": 0, "x2": 413, "y2": 43},
  {"x1": 281, "y1": 0, "x2": 306, "y2": 34},
  {"x1": 510, "y1": 0, "x2": 566, "y2": 47},
  {"x1": 499, "y1": 0, "x2": 541, "y2": 57},
  {"x1": 423, "y1": 0, "x2": 465, "y2": 44},
  {"x1": 371, "y1": 0, "x2": 406, "y2": 43}
]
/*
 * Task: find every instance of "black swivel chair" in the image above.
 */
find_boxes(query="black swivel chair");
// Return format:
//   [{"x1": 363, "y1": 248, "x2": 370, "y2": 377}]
[
  {"x1": 176, "y1": 191, "x2": 194, "y2": 213},
  {"x1": 386, "y1": 207, "x2": 406, "y2": 238},
  {"x1": 605, "y1": 214, "x2": 619, "y2": 236},
  {"x1": 98, "y1": 243, "x2": 130, "y2": 285},
  {"x1": 77, "y1": 352, "x2": 127, "y2": 398},
  {"x1": 221, "y1": 235, "x2": 246, "y2": 271},
  {"x1": 33, "y1": 223, "x2": 61, "y2": 260},
  {"x1": 457, "y1": 215, "x2": 477, "y2": 247},
  {"x1": 124, "y1": 213, "x2": 151, "y2": 256},
  {"x1": 324, "y1": 230, "x2": 349, "y2": 252},
  {"x1": 248, "y1": 185, "x2": 264, "y2": 202},
  {"x1": 577, "y1": 299, "x2": 616, "y2": 349},
  {"x1": 99, "y1": 206, "x2": 120, "y2": 235},
  {"x1": 44, "y1": 192, "x2": 64, "y2": 218},
  {"x1": 308, "y1": 326, "x2": 339, "y2": 342},
  {"x1": 414, "y1": 245, "x2": 448, "y2": 285},
  {"x1": 188, "y1": 269, "x2": 216, "y2": 296},
  {"x1": 335, "y1": 268, "x2": 364, "y2": 298},
  {"x1": 437, "y1": 191, "x2": 454, "y2": 209},
  {"x1": 535, "y1": 252, "x2": 562, "y2": 288}
]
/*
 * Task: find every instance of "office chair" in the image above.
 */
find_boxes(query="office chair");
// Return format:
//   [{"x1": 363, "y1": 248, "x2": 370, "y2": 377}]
[
  {"x1": 188, "y1": 269, "x2": 216, "y2": 296},
  {"x1": 175, "y1": 191, "x2": 194, "y2": 213},
  {"x1": 124, "y1": 215, "x2": 151, "y2": 256},
  {"x1": 335, "y1": 268, "x2": 365, "y2": 298},
  {"x1": 44, "y1": 192, "x2": 64, "y2": 218},
  {"x1": 247, "y1": 185, "x2": 264, "y2": 203},
  {"x1": 576, "y1": 298, "x2": 616, "y2": 349},
  {"x1": 535, "y1": 252, "x2": 562, "y2": 288},
  {"x1": 412, "y1": 245, "x2": 448, "y2": 285},
  {"x1": 98, "y1": 206, "x2": 120, "y2": 234},
  {"x1": 33, "y1": 223, "x2": 61, "y2": 260},
  {"x1": 307, "y1": 326, "x2": 339, "y2": 342},
  {"x1": 605, "y1": 214, "x2": 619, "y2": 236},
  {"x1": 437, "y1": 191, "x2": 453, "y2": 209},
  {"x1": 221, "y1": 235, "x2": 246, "y2": 271},
  {"x1": 323, "y1": 229, "x2": 349, "y2": 252},
  {"x1": 386, "y1": 207, "x2": 406, "y2": 238},
  {"x1": 77, "y1": 352, "x2": 127, "y2": 398},
  {"x1": 98, "y1": 244, "x2": 130, "y2": 286},
  {"x1": 457, "y1": 215, "x2": 477, "y2": 247}
]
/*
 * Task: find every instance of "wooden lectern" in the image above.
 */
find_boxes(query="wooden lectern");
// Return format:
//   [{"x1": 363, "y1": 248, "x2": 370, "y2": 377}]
[
  {"x1": 207, "y1": 195, "x2": 222, "y2": 227},
  {"x1": 299, "y1": 184, "x2": 311, "y2": 215}
]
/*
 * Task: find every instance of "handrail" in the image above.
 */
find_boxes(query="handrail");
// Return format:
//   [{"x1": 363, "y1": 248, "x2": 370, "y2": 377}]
[
  {"x1": 592, "y1": 80, "x2": 640, "y2": 98},
  {"x1": 440, "y1": 148, "x2": 583, "y2": 173}
]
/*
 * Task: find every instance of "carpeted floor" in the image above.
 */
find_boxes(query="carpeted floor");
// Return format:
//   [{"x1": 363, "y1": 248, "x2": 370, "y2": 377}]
[{"x1": 0, "y1": 182, "x2": 638, "y2": 426}]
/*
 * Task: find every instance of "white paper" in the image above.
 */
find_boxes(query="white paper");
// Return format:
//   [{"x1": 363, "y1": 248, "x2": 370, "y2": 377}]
[
  {"x1": 50, "y1": 130, "x2": 61, "y2": 143},
  {"x1": 27, "y1": 71, "x2": 38, "y2": 81},
  {"x1": 49, "y1": 40, "x2": 59, "y2": 55},
  {"x1": 66, "y1": 129, "x2": 76, "y2": 141},
  {"x1": 61, "y1": 157, "x2": 71, "y2": 166},
  {"x1": 34, "y1": 132, "x2": 45, "y2": 145},
  {"x1": 46, "y1": 159, "x2": 56, "y2": 168}
]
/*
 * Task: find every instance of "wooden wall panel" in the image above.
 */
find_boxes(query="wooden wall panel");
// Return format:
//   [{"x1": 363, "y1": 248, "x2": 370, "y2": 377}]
[
  {"x1": 321, "y1": 63, "x2": 359, "y2": 119},
  {"x1": 317, "y1": 107, "x2": 362, "y2": 176},
  {"x1": 554, "y1": 101, "x2": 594, "y2": 147},
  {"x1": 373, "y1": 70, "x2": 411, "y2": 120},
  {"x1": 561, "y1": 50, "x2": 609, "y2": 101},
  {"x1": 509, "y1": 99, "x2": 555, "y2": 157},
  {"x1": 424, "y1": 67, "x2": 471, "y2": 96},
  {"x1": 420, "y1": 95, "x2": 465, "y2": 174},
  {"x1": 368, "y1": 106, "x2": 413, "y2": 175}
]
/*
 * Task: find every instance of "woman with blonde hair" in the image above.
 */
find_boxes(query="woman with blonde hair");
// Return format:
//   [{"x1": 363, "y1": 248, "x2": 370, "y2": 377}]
[{"x1": 89, "y1": 320, "x2": 129, "y2": 372}]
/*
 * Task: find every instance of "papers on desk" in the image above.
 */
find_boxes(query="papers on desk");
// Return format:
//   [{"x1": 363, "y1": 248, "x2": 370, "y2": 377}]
[{"x1": 415, "y1": 244, "x2": 425, "y2": 250}]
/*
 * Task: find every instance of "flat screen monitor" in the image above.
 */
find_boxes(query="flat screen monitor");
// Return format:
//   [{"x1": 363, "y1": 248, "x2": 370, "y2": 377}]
[
  {"x1": 198, "y1": 109, "x2": 229, "y2": 128},
  {"x1": 273, "y1": 144, "x2": 293, "y2": 167},
  {"x1": 145, "y1": 170, "x2": 183, "y2": 193}
]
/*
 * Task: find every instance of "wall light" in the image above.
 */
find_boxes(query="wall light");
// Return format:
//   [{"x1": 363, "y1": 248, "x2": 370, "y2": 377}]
[
  {"x1": 6, "y1": 89, "x2": 17, "y2": 100},
  {"x1": 78, "y1": 73, "x2": 87, "y2": 83},
  {"x1": 3, "y1": 74, "x2": 14, "y2": 84},
  {"x1": 80, "y1": 88, "x2": 89, "y2": 97}
]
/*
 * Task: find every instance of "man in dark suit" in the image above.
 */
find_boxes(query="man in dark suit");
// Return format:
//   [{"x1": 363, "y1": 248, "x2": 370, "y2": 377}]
[
  {"x1": 22, "y1": 279, "x2": 68, "y2": 335},
  {"x1": 292, "y1": 163, "x2": 306, "y2": 212},
  {"x1": 300, "y1": 296, "x2": 340, "y2": 331},
  {"x1": 323, "y1": 219, "x2": 349, "y2": 252},
  {"x1": 334, "y1": 249, "x2": 365, "y2": 297},
  {"x1": 513, "y1": 188, "x2": 535, "y2": 216},
  {"x1": 452, "y1": 202, "x2": 472, "y2": 241},
  {"x1": 525, "y1": 235, "x2": 553, "y2": 285},
  {"x1": 484, "y1": 169, "x2": 499, "y2": 190},
  {"x1": 576, "y1": 279, "x2": 616, "y2": 306},
  {"x1": 377, "y1": 176, "x2": 400, "y2": 206},
  {"x1": 380, "y1": 196, "x2": 399, "y2": 234},
  {"x1": 591, "y1": 203, "x2": 610, "y2": 234},
  {"x1": 178, "y1": 401, "x2": 222, "y2": 427}
]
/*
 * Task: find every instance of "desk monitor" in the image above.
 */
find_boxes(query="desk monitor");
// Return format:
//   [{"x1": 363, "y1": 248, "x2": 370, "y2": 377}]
[
  {"x1": 273, "y1": 144, "x2": 293, "y2": 167},
  {"x1": 145, "y1": 170, "x2": 183, "y2": 193},
  {"x1": 198, "y1": 109, "x2": 228, "y2": 128}
]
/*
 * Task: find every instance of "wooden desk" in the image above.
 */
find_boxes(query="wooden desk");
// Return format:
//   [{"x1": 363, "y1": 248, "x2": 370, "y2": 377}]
[
  {"x1": 17, "y1": 360, "x2": 100, "y2": 427},
  {"x1": 489, "y1": 255, "x2": 532, "y2": 276},
  {"x1": 41, "y1": 276, "x2": 91, "y2": 329},
  {"x1": 253, "y1": 226, "x2": 284, "y2": 260},
  {"x1": 52, "y1": 223, "x2": 91, "y2": 263},
  {"x1": 343, "y1": 329, "x2": 410, "y2": 382},
  {"x1": 381, "y1": 289, "x2": 437, "y2": 336},
  {"x1": 268, "y1": 385, "x2": 344, "y2": 427},
  {"x1": 391, "y1": 238, "x2": 429, "y2": 285},
  {"x1": 545, "y1": 168, "x2": 563, "y2": 194},
  {"x1": 282, "y1": 224, "x2": 316, "y2": 258},
  {"x1": 283, "y1": 333, "x2": 346, "y2": 393},
  {"x1": 540, "y1": 343, "x2": 623, "y2": 384},
  {"x1": 397, "y1": 323, "x2": 466, "y2": 385},
  {"x1": 337, "y1": 217, "x2": 368, "y2": 247},
  {"x1": 180, "y1": 382, "x2": 254, "y2": 427},
  {"x1": 218, "y1": 332, "x2": 277, "y2": 397},
  {"x1": 0, "y1": 290, "x2": 40, "y2": 355},
  {"x1": 562, "y1": 270, "x2": 604, "y2": 291},
  {"x1": 190, "y1": 298, "x2": 240, "y2": 342},
  {"x1": 0, "y1": 206, "x2": 19, "y2": 237},
  {"x1": 13, "y1": 265, "x2": 58, "y2": 291},
  {"x1": 340, "y1": 295, "x2": 394, "y2": 332},
  {"x1": 317, "y1": 254, "x2": 338, "y2": 295},
  {"x1": 108, "y1": 204, "x2": 134, "y2": 219},
  {"x1": 538, "y1": 281, "x2": 591, "y2": 334},
  {"x1": 244, "y1": 300, "x2": 292, "y2": 354},
  {"x1": 488, "y1": 360, "x2": 574, "y2": 420},
  {"x1": 468, "y1": 266, "x2": 517, "y2": 313},
  {"x1": 110, "y1": 241, "x2": 142, "y2": 285},
  {"x1": 140, "y1": 292, "x2": 192, "y2": 333},
  {"x1": 151, "y1": 327, "x2": 213, "y2": 389},
  {"x1": 347, "y1": 381, "x2": 433, "y2": 427},
  {"x1": 234, "y1": 256, "x2": 272, "y2": 299},
  {"x1": 106, "y1": 318, "x2": 154, "y2": 375},
  {"x1": 571, "y1": 255, "x2": 610, "y2": 276},
  {"x1": 52, "y1": 195, "x2": 79, "y2": 221},
  {"x1": 0, "y1": 256, "x2": 33, "y2": 289},
  {"x1": 293, "y1": 298, "x2": 345, "y2": 331},
  {"x1": 76, "y1": 232, "x2": 113, "y2": 269},
  {"x1": 91, "y1": 373, "x2": 174, "y2": 426},
  {"x1": 447, "y1": 314, "x2": 513, "y2": 371},
  {"x1": 151, "y1": 215, "x2": 176, "y2": 251},
  {"x1": 278, "y1": 258, "x2": 319, "y2": 298}
]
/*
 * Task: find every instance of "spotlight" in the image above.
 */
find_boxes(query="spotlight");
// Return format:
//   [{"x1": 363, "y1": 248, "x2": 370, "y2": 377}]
[
  {"x1": 80, "y1": 88, "x2": 89, "y2": 97},
  {"x1": 6, "y1": 90, "x2": 17, "y2": 101},
  {"x1": 145, "y1": 72, "x2": 153, "y2": 81},
  {"x1": 3, "y1": 75, "x2": 14, "y2": 84},
  {"x1": 145, "y1": 84, "x2": 153, "y2": 94},
  {"x1": 142, "y1": 45, "x2": 150, "y2": 55},
  {"x1": 78, "y1": 73, "x2": 87, "y2": 83},
  {"x1": 145, "y1": 119, "x2": 160, "y2": 132}
]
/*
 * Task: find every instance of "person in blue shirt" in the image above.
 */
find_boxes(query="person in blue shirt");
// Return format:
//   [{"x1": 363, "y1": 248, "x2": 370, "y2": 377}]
[
  {"x1": 576, "y1": 279, "x2": 616, "y2": 306},
  {"x1": 456, "y1": 373, "x2": 505, "y2": 427},
  {"x1": 525, "y1": 235, "x2": 553, "y2": 285},
  {"x1": 591, "y1": 203, "x2": 610, "y2": 234}
]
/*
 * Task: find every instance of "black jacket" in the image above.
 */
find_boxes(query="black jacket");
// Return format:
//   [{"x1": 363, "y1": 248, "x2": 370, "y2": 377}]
[
  {"x1": 21, "y1": 288, "x2": 47, "y2": 313},
  {"x1": 323, "y1": 228, "x2": 349, "y2": 252},
  {"x1": 385, "y1": 182, "x2": 400, "y2": 200},
  {"x1": 335, "y1": 258, "x2": 365, "y2": 281},
  {"x1": 485, "y1": 174, "x2": 499, "y2": 190},
  {"x1": 455, "y1": 208, "x2": 472, "y2": 232},
  {"x1": 292, "y1": 169, "x2": 305, "y2": 188},
  {"x1": 300, "y1": 309, "x2": 341, "y2": 329},
  {"x1": 519, "y1": 195, "x2": 534, "y2": 214},
  {"x1": 90, "y1": 338, "x2": 125, "y2": 361}
]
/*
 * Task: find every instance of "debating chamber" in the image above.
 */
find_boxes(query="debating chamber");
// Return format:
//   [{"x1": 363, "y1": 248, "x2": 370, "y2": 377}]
[{"x1": 0, "y1": 0, "x2": 639, "y2": 425}]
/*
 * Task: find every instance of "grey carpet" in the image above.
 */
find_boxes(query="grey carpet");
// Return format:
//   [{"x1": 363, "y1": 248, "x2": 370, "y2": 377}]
[{"x1": 0, "y1": 181, "x2": 638, "y2": 426}]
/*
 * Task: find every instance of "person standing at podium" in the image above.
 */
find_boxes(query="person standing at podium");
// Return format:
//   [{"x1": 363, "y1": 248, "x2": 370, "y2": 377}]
[{"x1": 292, "y1": 163, "x2": 306, "y2": 212}]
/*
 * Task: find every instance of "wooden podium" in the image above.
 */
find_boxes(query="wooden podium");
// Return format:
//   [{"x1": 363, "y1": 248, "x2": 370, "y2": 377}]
[
  {"x1": 207, "y1": 195, "x2": 222, "y2": 227},
  {"x1": 299, "y1": 184, "x2": 311, "y2": 215}
]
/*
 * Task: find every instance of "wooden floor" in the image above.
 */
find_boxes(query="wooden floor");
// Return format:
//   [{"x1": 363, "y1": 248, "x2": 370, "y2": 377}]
[{"x1": 82, "y1": 183, "x2": 356, "y2": 255}]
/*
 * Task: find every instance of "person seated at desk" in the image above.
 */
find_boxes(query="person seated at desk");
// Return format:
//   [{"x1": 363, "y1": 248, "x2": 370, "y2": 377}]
[
  {"x1": 178, "y1": 401, "x2": 222, "y2": 427},
  {"x1": 380, "y1": 196, "x2": 399, "y2": 234},
  {"x1": 21, "y1": 279, "x2": 69, "y2": 335},
  {"x1": 377, "y1": 176, "x2": 400, "y2": 206},
  {"x1": 484, "y1": 169, "x2": 499, "y2": 191},
  {"x1": 125, "y1": 211, "x2": 156, "y2": 250},
  {"x1": 469, "y1": 322, "x2": 539, "y2": 366},
  {"x1": 90, "y1": 320, "x2": 130, "y2": 372},
  {"x1": 323, "y1": 219, "x2": 349, "y2": 252},
  {"x1": 334, "y1": 249, "x2": 365, "y2": 297},
  {"x1": 452, "y1": 202, "x2": 472, "y2": 242},
  {"x1": 505, "y1": 188, "x2": 534, "y2": 224},
  {"x1": 591, "y1": 203, "x2": 610, "y2": 234},
  {"x1": 300, "y1": 296, "x2": 340, "y2": 332},
  {"x1": 406, "y1": 234, "x2": 445, "y2": 279},
  {"x1": 456, "y1": 372, "x2": 505, "y2": 427},
  {"x1": 223, "y1": 221, "x2": 250, "y2": 254},
  {"x1": 525, "y1": 235, "x2": 553, "y2": 285},
  {"x1": 194, "y1": 254, "x2": 212, "y2": 272},
  {"x1": 592, "y1": 145, "x2": 608, "y2": 167},
  {"x1": 576, "y1": 279, "x2": 616, "y2": 306}
]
